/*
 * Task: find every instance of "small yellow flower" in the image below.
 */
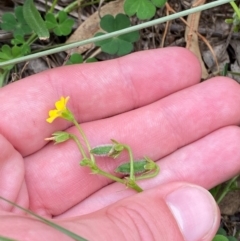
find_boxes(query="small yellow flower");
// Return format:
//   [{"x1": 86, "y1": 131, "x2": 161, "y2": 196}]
[{"x1": 46, "y1": 96, "x2": 74, "y2": 123}]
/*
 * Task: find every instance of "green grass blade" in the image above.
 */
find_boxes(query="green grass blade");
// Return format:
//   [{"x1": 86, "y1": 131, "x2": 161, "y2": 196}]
[
  {"x1": 0, "y1": 236, "x2": 19, "y2": 241},
  {"x1": 0, "y1": 69, "x2": 10, "y2": 87},
  {"x1": 0, "y1": 0, "x2": 233, "y2": 67},
  {"x1": 0, "y1": 196, "x2": 88, "y2": 241},
  {"x1": 23, "y1": 0, "x2": 49, "y2": 40}
]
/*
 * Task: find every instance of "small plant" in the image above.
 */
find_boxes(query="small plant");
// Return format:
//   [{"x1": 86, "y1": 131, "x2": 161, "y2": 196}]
[
  {"x1": 45, "y1": 11, "x2": 75, "y2": 36},
  {"x1": 45, "y1": 96, "x2": 160, "y2": 192},
  {"x1": 212, "y1": 227, "x2": 238, "y2": 241},
  {"x1": 0, "y1": 6, "x2": 32, "y2": 37},
  {"x1": 0, "y1": 0, "x2": 75, "y2": 86},
  {"x1": 0, "y1": 0, "x2": 171, "y2": 85},
  {"x1": 95, "y1": 14, "x2": 140, "y2": 56},
  {"x1": 124, "y1": 0, "x2": 167, "y2": 20},
  {"x1": 225, "y1": 2, "x2": 240, "y2": 32},
  {"x1": 210, "y1": 176, "x2": 240, "y2": 241}
]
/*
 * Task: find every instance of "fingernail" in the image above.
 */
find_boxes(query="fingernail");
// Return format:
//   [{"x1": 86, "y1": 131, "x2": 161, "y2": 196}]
[{"x1": 165, "y1": 185, "x2": 218, "y2": 241}]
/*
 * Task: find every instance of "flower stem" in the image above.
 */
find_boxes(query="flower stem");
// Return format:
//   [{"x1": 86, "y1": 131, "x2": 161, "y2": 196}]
[
  {"x1": 73, "y1": 119, "x2": 95, "y2": 164},
  {"x1": 215, "y1": 175, "x2": 239, "y2": 204},
  {"x1": 69, "y1": 134, "x2": 87, "y2": 159},
  {"x1": 230, "y1": 1, "x2": 240, "y2": 19},
  {"x1": 123, "y1": 145, "x2": 135, "y2": 181},
  {"x1": 136, "y1": 165, "x2": 160, "y2": 180},
  {"x1": 49, "y1": 0, "x2": 59, "y2": 13},
  {"x1": 96, "y1": 168, "x2": 143, "y2": 193}
]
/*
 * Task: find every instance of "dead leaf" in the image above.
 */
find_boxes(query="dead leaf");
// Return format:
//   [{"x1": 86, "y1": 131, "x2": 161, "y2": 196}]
[
  {"x1": 185, "y1": 0, "x2": 209, "y2": 79},
  {"x1": 202, "y1": 42, "x2": 229, "y2": 71},
  {"x1": 66, "y1": 0, "x2": 124, "y2": 54}
]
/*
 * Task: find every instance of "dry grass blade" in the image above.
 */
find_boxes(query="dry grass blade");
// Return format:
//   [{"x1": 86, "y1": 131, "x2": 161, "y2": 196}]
[
  {"x1": 185, "y1": 0, "x2": 209, "y2": 79},
  {"x1": 166, "y1": 2, "x2": 219, "y2": 79}
]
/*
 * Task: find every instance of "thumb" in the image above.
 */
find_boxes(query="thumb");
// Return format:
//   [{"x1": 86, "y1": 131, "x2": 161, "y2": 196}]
[
  {"x1": 61, "y1": 182, "x2": 220, "y2": 241},
  {"x1": 0, "y1": 182, "x2": 219, "y2": 241}
]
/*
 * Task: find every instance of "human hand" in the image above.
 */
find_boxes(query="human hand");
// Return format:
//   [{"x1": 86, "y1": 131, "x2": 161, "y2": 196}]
[{"x1": 0, "y1": 47, "x2": 240, "y2": 241}]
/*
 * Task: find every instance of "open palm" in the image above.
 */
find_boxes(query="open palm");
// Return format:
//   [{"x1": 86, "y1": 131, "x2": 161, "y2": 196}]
[{"x1": 0, "y1": 47, "x2": 239, "y2": 241}]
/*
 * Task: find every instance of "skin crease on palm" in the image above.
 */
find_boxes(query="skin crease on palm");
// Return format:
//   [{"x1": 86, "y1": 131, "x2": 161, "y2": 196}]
[{"x1": 0, "y1": 47, "x2": 240, "y2": 240}]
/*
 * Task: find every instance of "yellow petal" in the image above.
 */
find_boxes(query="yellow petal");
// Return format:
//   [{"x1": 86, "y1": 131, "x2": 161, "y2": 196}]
[
  {"x1": 46, "y1": 116, "x2": 55, "y2": 123},
  {"x1": 64, "y1": 96, "x2": 70, "y2": 105},
  {"x1": 55, "y1": 96, "x2": 70, "y2": 111},
  {"x1": 55, "y1": 97, "x2": 65, "y2": 110},
  {"x1": 46, "y1": 97, "x2": 71, "y2": 123},
  {"x1": 46, "y1": 110, "x2": 59, "y2": 123}
]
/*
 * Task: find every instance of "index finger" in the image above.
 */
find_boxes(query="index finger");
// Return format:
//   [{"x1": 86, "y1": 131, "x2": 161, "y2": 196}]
[{"x1": 0, "y1": 47, "x2": 201, "y2": 155}]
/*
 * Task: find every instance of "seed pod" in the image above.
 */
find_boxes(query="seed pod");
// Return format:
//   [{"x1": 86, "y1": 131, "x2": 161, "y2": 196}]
[
  {"x1": 115, "y1": 159, "x2": 147, "y2": 175},
  {"x1": 90, "y1": 145, "x2": 113, "y2": 156}
]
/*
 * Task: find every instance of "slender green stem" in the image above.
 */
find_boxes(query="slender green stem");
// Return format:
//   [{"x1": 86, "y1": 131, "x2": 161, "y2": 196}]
[
  {"x1": 62, "y1": 0, "x2": 100, "y2": 14},
  {"x1": 216, "y1": 175, "x2": 239, "y2": 204},
  {"x1": 62, "y1": 0, "x2": 80, "y2": 13},
  {"x1": 72, "y1": 119, "x2": 95, "y2": 164},
  {"x1": 69, "y1": 133, "x2": 87, "y2": 159},
  {"x1": 210, "y1": 184, "x2": 222, "y2": 200},
  {"x1": 26, "y1": 34, "x2": 39, "y2": 46},
  {"x1": 0, "y1": 196, "x2": 88, "y2": 241},
  {"x1": 97, "y1": 169, "x2": 143, "y2": 192},
  {"x1": 0, "y1": 235, "x2": 19, "y2": 241},
  {"x1": 97, "y1": 169, "x2": 125, "y2": 184},
  {"x1": 81, "y1": 0, "x2": 100, "y2": 7},
  {"x1": 0, "y1": 0, "x2": 233, "y2": 68},
  {"x1": 49, "y1": 0, "x2": 59, "y2": 13},
  {"x1": 0, "y1": 69, "x2": 9, "y2": 87},
  {"x1": 227, "y1": 71, "x2": 240, "y2": 76},
  {"x1": 230, "y1": 1, "x2": 240, "y2": 19},
  {"x1": 136, "y1": 165, "x2": 160, "y2": 181},
  {"x1": 123, "y1": 145, "x2": 135, "y2": 180}
]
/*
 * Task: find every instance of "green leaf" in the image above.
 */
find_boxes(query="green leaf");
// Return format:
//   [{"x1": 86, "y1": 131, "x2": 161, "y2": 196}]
[
  {"x1": 217, "y1": 227, "x2": 227, "y2": 236},
  {"x1": 124, "y1": 0, "x2": 167, "y2": 20},
  {"x1": 86, "y1": 57, "x2": 97, "y2": 63},
  {"x1": 95, "y1": 14, "x2": 139, "y2": 56},
  {"x1": 0, "y1": 45, "x2": 24, "y2": 70},
  {"x1": 100, "y1": 14, "x2": 131, "y2": 32},
  {"x1": 45, "y1": 11, "x2": 74, "y2": 36},
  {"x1": 11, "y1": 35, "x2": 31, "y2": 55},
  {"x1": 151, "y1": 0, "x2": 168, "y2": 7},
  {"x1": 65, "y1": 53, "x2": 97, "y2": 65},
  {"x1": 228, "y1": 237, "x2": 238, "y2": 241},
  {"x1": 0, "y1": 6, "x2": 32, "y2": 36},
  {"x1": 66, "y1": 53, "x2": 83, "y2": 65},
  {"x1": 45, "y1": 13, "x2": 57, "y2": 29},
  {"x1": 212, "y1": 235, "x2": 229, "y2": 241},
  {"x1": 225, "y1": 11, "x2": 240, "y2": 32},
  {"x1": 23, "y1": 0, "x2": 49, "y2": 40}
]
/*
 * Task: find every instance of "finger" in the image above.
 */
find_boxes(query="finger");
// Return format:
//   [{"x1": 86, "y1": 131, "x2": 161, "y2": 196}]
[
  {"x1": 12, "y1": 182, "x2": 29, "y2": 214},
  {"x1": 0, "y1": 183, "x2": 219, "y2": 241},
  {"x1": 25, "y1": 77, "x2": 240, "y2": 216},
  {"x1": 0, "y1": 47, "x2": 200, "y2": 155},
  {"x1": 0, "y1": 134, "x2": 28, "y2": 212},
  {"x1": 60, "y1": 125, "x2": 239, "y2": 217}
]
